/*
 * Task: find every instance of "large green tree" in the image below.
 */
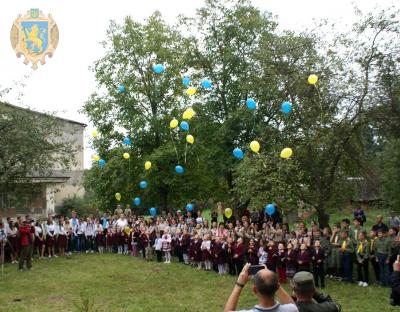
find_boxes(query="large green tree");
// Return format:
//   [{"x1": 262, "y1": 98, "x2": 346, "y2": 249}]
[
  {"x1": 84, "y1": 0, "x2": 400, "y2": 223},
  {"x1": 83, "y1": 13, "x2": 221, "y2": 212}
]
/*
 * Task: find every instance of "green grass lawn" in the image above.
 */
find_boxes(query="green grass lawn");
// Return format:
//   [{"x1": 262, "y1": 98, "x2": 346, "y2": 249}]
[{"x1": 0, "y1": 254, "x2": 395, "y2": 312}]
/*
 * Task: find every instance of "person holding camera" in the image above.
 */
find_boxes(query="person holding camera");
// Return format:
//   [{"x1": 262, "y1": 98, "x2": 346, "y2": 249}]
[
  {"x1": 224, "y1": 263, "x2": 298, "y2": 312},
  {"x1": 292, "y1": 271, "x2": 341, "y2": 312},
  {"x1": 18, "y1": 220, "x2": 35, "y2": 271}
]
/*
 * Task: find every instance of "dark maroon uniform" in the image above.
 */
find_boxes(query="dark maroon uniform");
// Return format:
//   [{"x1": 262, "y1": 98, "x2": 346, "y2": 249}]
[
  {"x1": 106, "y1": 232, "x2": 113, "y2": 248},
  {"x1": 266, "y1": 246, "x2": 278, "y2": 271},
  {"x1": 188, "y1": 238, "x2": 196, "y2": 260},
  {"x1": 297, "y1": 250, "x2": 311, "y2": 272},
  {"x1": 212, "y1": 241, "x2": 225, "y2": 265},
  {"x1": 181, "y1": 234, "x2": 190, "y2": 255},
  {"x1": 233, "y1": 242, "x2": 245, "y2": 273},
  {"x1": 311, "y1": 247, "x2": 325, "y2": 287},
  {"x1": 96, "y1": 232, "x2": 104, "y2": 247},
  {"x1": 284, "y1": 250, "x2": 298, "y2": 278},
  {"x1": 246, "y1": 245, "x2": 259, "y2": 265},
  {"x1": 195, "y1": 239, "x2": 203, "y2": 262}
]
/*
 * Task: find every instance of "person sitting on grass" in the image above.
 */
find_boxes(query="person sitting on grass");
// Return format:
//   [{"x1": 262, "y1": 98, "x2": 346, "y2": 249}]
[
  {"x1": 292, "y1": 271, "x2": 341, "y2": 312},
  {"x1": 224, "y1": 263, "x2": 298, "y2": 312}
]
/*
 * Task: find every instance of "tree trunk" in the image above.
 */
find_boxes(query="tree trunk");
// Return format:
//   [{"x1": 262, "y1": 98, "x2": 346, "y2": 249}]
[
  {"x1": 159, "y1": 185, "x2": 168, "y2": 212},
  {"x1": 316, "y1": 207, "x2": 330, "y2": 229}
]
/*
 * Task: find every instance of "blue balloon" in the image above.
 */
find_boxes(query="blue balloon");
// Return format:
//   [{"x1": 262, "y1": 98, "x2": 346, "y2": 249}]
[
  {"x1": 123, "y1": 137, "x2": 131, "y2": 145},
  {"x1": 233, "y1": 147, "x2": 244, "y2": 159},
  {"x1": 175, "y1": 165, "x2": 184, "y2": 174},
  {"x1": 246, "y1": 98, "x2": 256, "y2": 110},
  {"x1": 281, "y1": 101, "x2": 292, "y2": 114},
  {"x1": 265, "y1": 204, "x2": 276, "y2": 216},
  {"x1": 133, "y1": 197, "x2": 141, "y2": 206},
  {"x1": 201, "y1": 79, "x2": 212, "y2": 89},
  {"x1": 182, "y1": 76, "x2": 190, "y2": 87},
  {"x1": 153, "y1": 64, "x2": 165, "y2": 74},
  {"x1": 98, "y1": 159, "x2": 106, "y2": 168},
  {"x1": 150, "y1": 207, "x2": 157, "y2": 217},
  {"x1": 118, "y1": 84, "x2": 125, "y2": 93},
  {"x1": 186, "y1": 203, "x2": 193, "y2": 212},
  {"x1": 139, "y1": 181, "x2": 148, "y2": 189},
  {"x1": 180, "y1": 121, "x2": 189, "y2": 131}
]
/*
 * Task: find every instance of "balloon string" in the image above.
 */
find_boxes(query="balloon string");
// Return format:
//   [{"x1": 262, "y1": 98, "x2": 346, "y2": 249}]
[
  {"x1": 170, "y1": 131, "x2": 180, "y2": 163},
  {"x1": 251, "y1": 110, "x2": 256, "y2": 135},
  {"x1": 184, "y1": 142, "x2": 188, "y2": 164},
  {"x1": 314, "y1": 85, "x2": 323, "y2": 125}
]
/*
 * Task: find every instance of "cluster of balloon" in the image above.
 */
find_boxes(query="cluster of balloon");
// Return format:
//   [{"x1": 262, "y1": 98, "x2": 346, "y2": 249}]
[
  {"x1": 246, "y1": 98, "x2": 257, "y2": 110},
  {"x1": 175, "y1": 165, "x2": 184, "y2": 174},
  {"x1": 233, "y1": 147, "x2": 244, "y2": 159},
  {"x1": 201, "y1": 79, "x2": 212, "y2": 89},
  {"x1": 123, "y1": 137, "x2": 131, "y2": 146},
  {"x1": 281, "y1": 101, "x2": 292, "y2": 114},
  {"x1": 99, "y1": 159, "x2": 106, "y2": 168},
  {"x1": 115, "y1": 193, "x2": 121, "y2": 201},
  {"x1": 145, "y1": 161, "x2": 152, "y2": 170},
  {"x1": 250, "y1": 140, "x2": 260, "y2": 154},
  {"x1": 133, "y1": 197, "x2": 141, "y2": 206},
  {"x1": 224, "y1": 208, "x2": 233, "y2": 218},
  {"x1": 280, "y1": 147, "x2": 293, "y2": 159},
  {"x1": 117, "y1": 84, "x2": 126, "y2": 93},
  {"x1": 308, "y1": 74, "x2": 318, "y2": 85},
  {"x1": 149, "y1": 207, "x2": 157, "y2": 217},
  {"x1": 139, "y1": 181, "x2": 148, "y2": 189},
  {"x1": 93, "y1": 154, "x2": 100, "y2": 162},
  {"x1": 153, "y1": 64, "x2": 165, "y2": 74},
  {"x1": 123, "y1": 152, "x2": 130, "y2": 160},
  {"x1": 180, "y1": 121, "x2": 189, "y2": 131},
  {"x1": 186, "y1": 203, "x2": 193, "y2": 212},
  {"x1": 265, "y1": 204, "x2": 275, "y2": 216}
]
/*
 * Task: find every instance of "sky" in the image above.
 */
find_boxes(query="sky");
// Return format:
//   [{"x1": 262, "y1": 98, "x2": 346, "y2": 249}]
[{"x1": 0, "y1": 0, "x2": 397, "y2": 168}]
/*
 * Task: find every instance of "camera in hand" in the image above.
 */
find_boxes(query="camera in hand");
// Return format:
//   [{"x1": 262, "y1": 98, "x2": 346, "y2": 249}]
[{"x1": 249, "y1": 265, "x2": 265, "y2": 276}]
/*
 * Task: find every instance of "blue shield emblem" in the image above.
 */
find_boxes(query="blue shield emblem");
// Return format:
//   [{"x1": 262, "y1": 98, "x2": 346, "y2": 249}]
[{"x1": 20, "y1": 21, "x2": 48, "y2": 54}]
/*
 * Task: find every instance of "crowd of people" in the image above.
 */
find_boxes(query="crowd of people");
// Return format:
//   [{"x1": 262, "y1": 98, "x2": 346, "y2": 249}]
[{"x1": 0, "y1": 205, "x2": 399, "y2": 294}]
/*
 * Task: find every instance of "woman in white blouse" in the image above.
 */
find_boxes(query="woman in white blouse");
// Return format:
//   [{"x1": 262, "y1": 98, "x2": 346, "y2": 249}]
[
  {"x1": 56, "y1": 217, "x2": 67, "y2": 257},
  {"x1": 45, "y1": 216, "x2": 57, "y2": 258},
  {"x1": 34, "y1": 220, "x2": 45, "y2": 259}
]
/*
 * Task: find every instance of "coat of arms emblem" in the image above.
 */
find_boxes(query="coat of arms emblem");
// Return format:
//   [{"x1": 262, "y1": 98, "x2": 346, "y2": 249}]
[{"x1": 10, "y1": 9, "x2": 59, "y2": 70}]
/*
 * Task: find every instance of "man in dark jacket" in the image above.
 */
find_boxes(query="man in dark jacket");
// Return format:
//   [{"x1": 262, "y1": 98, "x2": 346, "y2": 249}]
[
  {"x1": 390, "y1": 255, "x2": 400, "y2": 306},
  {"x1": 293, "y1": 271, "x2": 341, "y2": 312}
]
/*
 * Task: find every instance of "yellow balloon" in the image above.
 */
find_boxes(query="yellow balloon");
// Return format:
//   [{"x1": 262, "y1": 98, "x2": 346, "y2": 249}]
[
  {"x1": 170, "y1": 118, "x2": 179, "y2": 129},
  {"x1": 91, "y1": 130, "x2": 98, "y2": 138},
  {"x1": 250, "y1": 141, "x2": 260, "y2": 153},
  {"x1": 93, "y1": 154, "x2": 100, "y2": 162},
  {"x1": 280, "y1": 147, "x2": 293, "y2": 159},
  {"x1": 123, "y1": 152, "x2": 130, "y2": 160},
  {"x1": 224, "y1": 208, "x2": 232, "y2": 219},
  {"x1": 115, "y1": 193, "x2": 121, "y2": 201},
  {"x1": 186, "y1": 87, "x2": 196, "y2": 96},
  {"x1": 308, "y1": 74, "x2": 318, "y2": 85},
  {"x1": 145, "y1": 161, "x2": 152, "y2": 170},
  {"x1": 183, "y1": 108, "x2": 195, "y2": 120},
  {"x1": 186, "y1": 135, "x2": 194, "y2": 144}
]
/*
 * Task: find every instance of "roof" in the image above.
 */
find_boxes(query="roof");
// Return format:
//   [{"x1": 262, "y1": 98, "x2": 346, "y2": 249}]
[{"x1": 0, "y1": 102, "x2": 87, "y2": 127}]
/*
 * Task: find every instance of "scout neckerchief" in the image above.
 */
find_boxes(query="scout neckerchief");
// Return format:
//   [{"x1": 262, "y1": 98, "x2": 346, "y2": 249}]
[
  {"x1": 357, "y1": 240, "x2": 365, "y2": 254},
  {"x1": 370, "y1": 237, "x2": 377, "y2": 251},
  {"x1": 341, "y1": 238, "x2": 347, "y2": 250}
]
